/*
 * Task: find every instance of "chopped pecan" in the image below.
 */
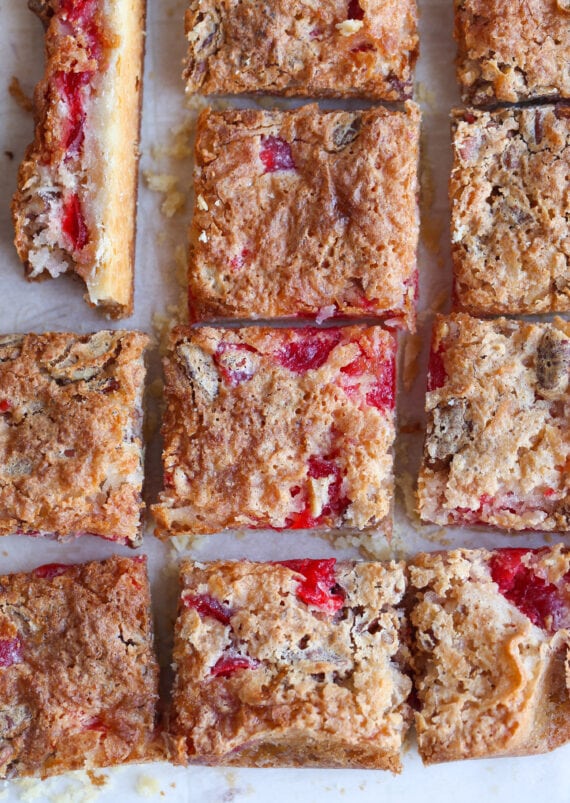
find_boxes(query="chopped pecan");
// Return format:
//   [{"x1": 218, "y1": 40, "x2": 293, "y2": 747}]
[
  {"x1": 425, "y1": 399, "x2": 471, "y2": 464},
  {"x1": 331, "y1": 115, "x2": 362, "y2": 150},
  {"x1": 536, "y1": 330, "x2": 570, "y2": 393},
  {"x1": 177, "y1": 342, "x2": 219, "y2": 402},
  {"x1": 0, "y1": 335, "x2": 24, "y2": 362},
  {"x1": 49, "y1": 331, "x2": 118, "y2": 382}
]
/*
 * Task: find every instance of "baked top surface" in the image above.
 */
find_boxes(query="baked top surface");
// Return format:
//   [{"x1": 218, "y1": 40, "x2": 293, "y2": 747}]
[
  {"x1": 0, "y1": 331, "x2": 148, "y2": 544},
  {"x1": 0, "y1": 555, "x2": 159, "y2": 779},
  {"x1": 169, "y1": 559, "x2": 411, "y2": 769},
  {"x1": 184, "y1": 0, "x2": 419, "y2": 99},
  {"x1": 409, "y1": 546, "x2": 570, "y2": 763},
  {"x1": 153, "y1": 325, "x2": 396, "y2": 535},
  {"x1": 454, "y1": 0, "x2": 570, "y2": 104},
  {"x1": 417, "y1": 314, "x2": 570, "y2": 531},
  {"x1": 450, "y1": 104, "x2": 570, "y2": 314},
  {"x1": 189, "y1": 103, "x2": 420, "y2": 329}
]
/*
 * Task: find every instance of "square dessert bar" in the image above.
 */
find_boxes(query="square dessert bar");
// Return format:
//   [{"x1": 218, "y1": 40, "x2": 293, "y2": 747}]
[
  {"x1": 189, "y1": 104, "x2": 420, "y2": 330},
  {"x1": 12, "y1": 0, "x2": 145, "y2": 317},
  {"x1": 454, "y1": 0, "x2": 570, "y2": 105},
  {"x1": 153, "y1": 325, "x2": 396, "y2": 536},
  {"x1": 409, "y1": 546, "x2": 570, "y2": 763},
  {"x1": 184, "y1": 0, "x2": 418, "y2": 100},
  {"x1": 0, "y1": 330, "x2": 148, "y2": 545},
  {"x1": 0, "y1": 556, "x2": 159, "y2": 778},
  {"x1": 169, "y1": 559, "x2": 412, "y2": 769},
  {"x1": 417, "y1": 314, "x2": 570, "y2": 532},
  {"x1": 451, "y1": 105, "x2": 570, "y2": 315}
]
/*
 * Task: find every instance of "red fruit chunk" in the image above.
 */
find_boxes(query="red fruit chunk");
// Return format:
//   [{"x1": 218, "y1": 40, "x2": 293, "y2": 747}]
[
  {"x1": 347, "y1": 0, "x2": 364, "y2": 20},
  {"x1": 351, "y1": 43, "x2": 375, "y2": 53},
  {"x1": 286, "y1": 509, "x2": 319, "y2": 529},
  {"x1": 275, "y1": 329, "x2": 341, "y2": 373},
  {"x1": 308, "y1": 456, "x2": 348, "y2": 518},
  {"x1": 62, "y1": 193, "x2": 89, "y2": 251},
  {"x1": 340, "y1": 340, "x2": 395, "y2": 411},
  {"x1": 259, "y1": 136, "x2": 296, "y2": 173},
  {"x1": 57, "y1": 70, "x2": 90, "y2": 154},
  {"x1": 214, "y1": 343, "x2": 257, "y2": 387},
  {"x1": 279, "y1": 558, "x2": 345, "y2": 614},
  {"x1": 489, "y1": 548, "x2": 568, "y2": 632},
  {"x1": 33, "y1": 563, "x2": 69, "y2": 580},
  {"x1": 0, "y1": 638, "x2": 22, "y2": 668},
  {"x1": 427, "y1": 342, "x2": 447, "y2": 392},
  {"x1": 229, "y1": 247, "x2": 251, "y2": 272},
  {"x1": 211, "y1": 654, "x2": 259, "y2": 677},
  {"x1": 0, "y1": 400, "x2": 10, "y2": 413},
  {"x1": 84, "y1": 715, "x2": 106, "y2": 732},
  {"x1": 184, "y1": 594, "x2": 232, "y2": 626}
]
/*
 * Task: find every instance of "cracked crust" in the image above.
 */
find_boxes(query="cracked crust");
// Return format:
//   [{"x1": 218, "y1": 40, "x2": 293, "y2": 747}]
[
  {"x1": 0, "y1": 556, "x2": 159, "y2": 779},
  {"x1": 0, "y1": 330, "x2": 149, "y2": 545},
  {"x1": 189, "y1": 104, "x2": 420, "y2": 330},
  {"x1": 184, "y1": 0, "x2": 419, "y2": 100},
  {"x1": 417, "y1": 314, "x2": 570, "y2": 531},
  {"x1": 12, "y1": 0, "x2": 146, "y2": 318},
  {"x1": 454, "y1": 0, "x2": 570, "y2": 105},
  {"x1": 409, "y1": 547, "x2": 570, "y2": 763},
  {"x1": 168, "y1": 559, "x2": 412, "y2": 770},
  {"x1": 152, "y1": 325, "x2": 396, "y2": 537},
  {"x1": 450, "y1": 105, "x2": 570, "y2": 314}
]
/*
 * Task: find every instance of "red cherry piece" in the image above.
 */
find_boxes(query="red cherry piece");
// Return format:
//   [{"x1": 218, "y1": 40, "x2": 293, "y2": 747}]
[
  {"x1": 279, "y1": 558, "x2": 345, "y2": 614},
  {"x1": 57, "y1": 71, "x2": 90, "y2": 154},
  {"x1": 308, "y1": 456, "x2": 348, "y2": 518},
  {"x1": 229, "y1": 247, "x2": 251, "y2": 272},
  {"x1": 340, "y1": 341, "x2": 395, "y2": 411},
  {"x1": 489, "y1": 548, "x2": 567, "y2": 632},
  {"x1": 347, "y1": 0, "x2": 364, "y2": 19},
  {"x1": 259, "y1": 136, "x2": 296, "y2": 174},
  {"x1": 214, "y1": 343, "x2": 257, "y2": 387},
  {"x1": 351, "y1": 43, "x2": 374, "y2": 53},
  {"x1": 211, "y1": 655, "x2": 259, "y2": 677},
  {"x1": 286, "y1": 509, "x2": 319, "y2": 529},
  {"x1": 0, "y1": 638, "x2": 22, "y2": 668},
  {"x1": 275, "y1": 329, "x2": 341, "y2": 373},
  {"x1": 0, "y1": 400, "x2": 10, "y2": 413},
  {"x1": 33, "y1": 563, "x2": 69, "y2": 580},
  {"x1": 427, "y1": 342, "x2": 447, "y2": 392},
  {"x1": 183, "y1": 594, "x2": 232, "y2": 626},
  {"x1": 84, "y1": 716, "x2": 106, "y2": 732},
  {"x1": 62, "y1": 193, "x2": 89, "y2": 251}
]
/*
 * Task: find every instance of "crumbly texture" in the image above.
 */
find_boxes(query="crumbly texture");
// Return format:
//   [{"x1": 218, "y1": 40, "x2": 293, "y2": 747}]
[
  {"x1": 169, "y1": 559, "x2": 412, "y2": 770},
  {"x1": 450, "y1": 105, "x2": 570, "y2": 314},
  {"x1": 417, "y1": 314, "x2": 570, "y2": 531},
  {"x1": 184, "y1": 0, "x2": 418, "y2": 100},
  {"x1": 454, "y1": 0, "x2": 570, "y2": 105},
  {"x1": 153, "y1": 325, "x2": 396, "y2": 536},
  {"x1": 409, "y1": 546, "x2": 570, "y2": 763},
  {"x1": 0, "y1": 556, "x2": 159, "y2": 779},
  {"x1": 0, "y1": 331, "x2": 148, "y2": 544},
  {"x1": 12, "y1": 0, "x2": 146, "y2": 318},
  {"x1": 189, "y1": 104, "x2": 420, "y2": 329}
]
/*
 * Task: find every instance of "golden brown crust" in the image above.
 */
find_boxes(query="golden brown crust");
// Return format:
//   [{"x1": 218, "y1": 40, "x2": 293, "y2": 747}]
[
  {"x1": 409, "y1": 547, "x2": 570, "y2": 763},
  {"x1": 454, "y1": 0, "x2": 570, "y2": 105},
  {"x1": 0, "y1": 331, "x2": 149, "y2": 544},
  {"x1": 12, "y1": 0, "x2": 146, "y2": 318},
  {"x1": 189, "y1": 103, "x2": 420, "y2": 329},
  {"x1": 417, "y1": 314, "x2": 570, "y2": 531},
  {"x1": 152, "y1": 325, "x2": 396, "y2": 536},
  {"x1": 169, "y1": 559, "x2": 412, "y2": 770},
  {"x1": 0, "y1": 556, "x2": 159, "y2": 779},
  {"x1": 184, "y1": 0, "x2": 419, "y2": 100},
  {"x1": 450, "y1": 105, "x2": 570, "y2": 314}
]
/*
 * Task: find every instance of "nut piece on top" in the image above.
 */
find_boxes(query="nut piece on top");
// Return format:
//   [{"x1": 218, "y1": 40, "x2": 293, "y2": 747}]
[
  {"x1": 189, "y1": 104, "x2": 421, "y2": 331},
  {"x1": 0, "y1": 330, "x2": 149, "y2": 545},
  {"x1": 168, "y1": 559, "x2": 412, "y2": 769},
  {"x1": 417, "y1": 314, "x2": 570, "y2": 532},
  {"x1": 454, "y1": 0, "x2": 570, "y2": 105},
  {"x1": 153, "y1": 325, "x2": 397, "y2": 537},
  {"x1": 184, "y1": 0, "x2": 419, "y2": 100},
  {"x1": 450, "y1": 104, "x2": 570, "y2": 315},
  {"x1": 12, "y1": 0, "x2": 146, "y2": 318},
  {"x1": 409, "y1": 546, "x2": 570, "y2": 763},
  {"x1": 0, "y1": 556, "x2": 159, "y2": 779}
]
